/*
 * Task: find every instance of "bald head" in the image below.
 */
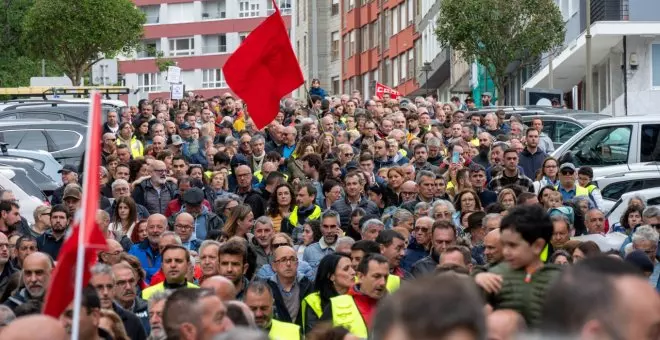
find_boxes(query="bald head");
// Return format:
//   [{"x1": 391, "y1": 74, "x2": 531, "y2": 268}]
[
  {"x1": 23, "y1": 252, "x2": 52, "y2": 271},
  {"x1": 273, "y1": 245, "x2": 296, "y2": 259},
  {"x1": 484, "y1": 229, "x2": 503, "y2": 264},
  {"x1": 1, "y1": 315, "x2": 67, "y2": 340},
  {"x1": 487, "y1": 309, "x2": 526, "y2": 340},
  {"x1": 200, "y1": 275, "x2": 237, "y2": 302},
  {"x1": 401, "y1": 181, "x2": 417, "y2": 195},
  {"x1": 147, "y1": 213, "x2": 167, "y2": 226},
  {"x1": 175, "y1": 212, "x2": 194, "y2": 226}
]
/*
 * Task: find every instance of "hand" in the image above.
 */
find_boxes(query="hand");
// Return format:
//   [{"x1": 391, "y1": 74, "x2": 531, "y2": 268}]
[
  {"x1": 292, "y1": 178, "x2": 301, "y2": 186},
  {"x1": 474, "y1": 272, "x2": 503, "y2": 294}
]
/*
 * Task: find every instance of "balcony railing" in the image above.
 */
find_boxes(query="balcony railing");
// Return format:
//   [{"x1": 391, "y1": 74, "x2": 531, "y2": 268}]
[
  {"x1": 202, "y1": 45, "x2": 227, "y2": 54},
  {"x1": 202, "y1": 11, "x2": 226, "y2": 20},
  {"x1": 136, "y1": 50, "x2": 158, "y2": 58}
]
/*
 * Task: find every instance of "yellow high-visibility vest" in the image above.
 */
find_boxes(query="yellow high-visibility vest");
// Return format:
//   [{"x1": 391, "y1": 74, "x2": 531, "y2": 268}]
[
  {"x1": 269, "y1": 319, "x2": 300, "y2": 340},
  {"x1": 329, "y1": 295, "x2": 368, "y2": 338}
]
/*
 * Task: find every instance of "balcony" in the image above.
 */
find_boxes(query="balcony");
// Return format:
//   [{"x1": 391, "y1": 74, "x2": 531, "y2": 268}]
[
  {"x1": 136, "y1": 40, "x2": 160, "y2": 59},
  {"x1": 202, "y1": 0, "x2": 227, "y2": 20}
]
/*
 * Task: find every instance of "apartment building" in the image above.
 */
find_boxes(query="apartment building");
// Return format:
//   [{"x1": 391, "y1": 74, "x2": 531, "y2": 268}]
[
  {"x1": 514, "y1": 0, "x2": 660, "y2": 115},
  {"x1": 341, "y1": 0, "x2": 420, "y2": 99},
  {"x1": 119, "y1": 0, "x2": 292, "y2": 105},
  {"x1": 294, "y1": 0, "x2": 342, "y2": 98}
]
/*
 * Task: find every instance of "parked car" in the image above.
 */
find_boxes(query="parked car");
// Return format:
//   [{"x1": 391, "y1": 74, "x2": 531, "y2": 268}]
[
  {"x1": 593, "y1": 169, "x2": 660, "y2": 212},
  {"x1": 0, "y1": 120, "x2": 87, "y2": 167},
  {"x1": 0, "y1": 158, "x2": 59, "y2": 196},
  {"x1": 0, "y1": 147, "x2": 63, "y2": 184},
  {"x1": 552, "y1": 116, "x2": 660, "y2": 177},
  {"x1": 605, "y1": 187, "x2": 660, "y2": 228},
  {"x1": 521, "y1": 115, "x2": 585, "y2": 149},
  {"x1": 0, "y1": 169, "x2": 46, "y2": 225},
  {"x1": 0, "y1": 100, "x2": 121, "y2": 122}
]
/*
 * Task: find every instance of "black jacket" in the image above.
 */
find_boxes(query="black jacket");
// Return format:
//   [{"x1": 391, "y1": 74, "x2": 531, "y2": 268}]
[
  {"x1": 410, "y1": 251, "x2": 440, "y2": 279},
  {"x1": 4, "y1": 288, "x2": 39, "y2": 311},
  {"x1": 234, "y1": 188, "x2": 267, "y2": 218},
  {"x1": 330, "y1": 196, "x2": 380, "y2": 231},
  {"x1": 267, "y1": 276, "x2": 314, "y2": 326},
  {"x1": 113, "y1": 302, "x2": 147, "y2": 340}
]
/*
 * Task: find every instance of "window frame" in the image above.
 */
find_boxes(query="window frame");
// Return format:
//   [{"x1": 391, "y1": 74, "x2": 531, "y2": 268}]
[
  {"x1": 168, "y1": 37, "x2": 195, "y2": 57},
  {"x1": 651, "y1": 43, "x2": 660, "y2": 89},
  {"x1": 138, "y1": 73, "x2": 160, "y2": 93},
  {"x1": 239, "y1": 0, "x2": 260, "y2": 18},
  {"x1": 202, "y1": 69, "x2": 227, "y2": 89}
]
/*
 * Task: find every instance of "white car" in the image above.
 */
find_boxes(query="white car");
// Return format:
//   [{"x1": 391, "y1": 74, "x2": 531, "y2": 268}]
[
  {"x1": 594, "y1": 170, "x2": 660, "y2": 212},
  {"x1": 0, "y1": 169, "x2": 47, "y2": 225},
  {"x1": 605, "y1": 187, "x2": 660, "y2": 228}
]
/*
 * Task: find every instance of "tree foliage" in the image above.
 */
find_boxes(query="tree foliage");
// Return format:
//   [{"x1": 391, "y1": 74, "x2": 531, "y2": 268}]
[
  {"x1": 436, "y1": 0, "x2": 565, "y2": 103},
  {"x1": 0, "y1": 0, "x2": 62, "y2": 87},
  {"x1": 21, "y1": 0, "x2": 145, "y2": 85}
]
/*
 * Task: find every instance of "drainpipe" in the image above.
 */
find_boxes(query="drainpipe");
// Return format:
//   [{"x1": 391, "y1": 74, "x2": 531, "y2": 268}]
[{"x1": 622, "y1": 35, "x2": 628, "y2": 116}]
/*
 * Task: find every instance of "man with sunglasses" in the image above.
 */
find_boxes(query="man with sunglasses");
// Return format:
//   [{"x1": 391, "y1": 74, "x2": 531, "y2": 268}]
[{"x1": 555, "y1": 163, "x2": 590, "y2": 204}]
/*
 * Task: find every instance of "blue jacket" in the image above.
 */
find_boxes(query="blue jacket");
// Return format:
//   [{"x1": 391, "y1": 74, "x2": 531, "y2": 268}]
[
  {"x1": 303, "y1": 240, "x2": 335, "y2": 275},
  {"x1": 401, "y1": 238, "x2": 429, "y2": 272},
  {"x1": 128, "y1": 240, "x2": 161, "y2": 285},
  {"x1": 309, "y1": 87, "x2": 327, "y2": 98},
  {"x1": 255, "y1": 260, "x2": 315, "y2": 281},
  {"x1": 518, "y1": 148, "x2": 548, "y2": 179}
]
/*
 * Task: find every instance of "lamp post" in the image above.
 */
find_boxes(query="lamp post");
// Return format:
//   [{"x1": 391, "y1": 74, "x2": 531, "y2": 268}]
[{"x1": 421, "y1": 62, "x2": 432, "y2": 97}]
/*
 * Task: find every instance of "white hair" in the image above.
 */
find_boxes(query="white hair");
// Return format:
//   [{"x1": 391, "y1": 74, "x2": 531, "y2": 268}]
[{"x1": 632, "y1": 225, "x2": 660, "y2": 244}]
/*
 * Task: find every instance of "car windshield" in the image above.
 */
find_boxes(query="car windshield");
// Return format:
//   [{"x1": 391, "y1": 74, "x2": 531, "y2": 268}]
[{"x1": 8, "y1": 171, "x2": 46, "y2": 200}]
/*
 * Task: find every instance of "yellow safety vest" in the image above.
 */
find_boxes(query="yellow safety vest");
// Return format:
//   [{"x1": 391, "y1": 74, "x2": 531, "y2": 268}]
[
  {"x1": 255, "y1": 170, "x2": 289, "y2": 182},
  {"x1": 288, "y1": 205, "x2": 322, "y2": 227},
  {"x1": 554, "y1": 185, "x2": 589, "y2": 198},
  {"x1": 142, "y1": 281, "x2": 199, "y2": 300},
  {"x1": 269, "y1": 319, "x2": 300, "y2": 340},
  {"x1": 117, "y1": 136, "x2": 144, "y2": 159},
  {"x1": 330, "y1": 295, "x2": 368, "y2": 338},
  {"x1": 301, "y1": 292, "x2": 323, "y2": 331},
  {"x1": 386, "y1": 275, "x2": 400, "y2": 293}
]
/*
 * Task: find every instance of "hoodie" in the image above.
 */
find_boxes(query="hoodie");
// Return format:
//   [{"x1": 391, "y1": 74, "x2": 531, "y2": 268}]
[{"x1": 347, "y1": 285, "x2": 380, "y2": 329}]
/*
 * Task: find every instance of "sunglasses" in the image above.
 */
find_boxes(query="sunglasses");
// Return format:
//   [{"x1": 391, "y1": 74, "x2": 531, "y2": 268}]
[{"x1": 561, "y1": 170, "x2": 575, "y2": 175}]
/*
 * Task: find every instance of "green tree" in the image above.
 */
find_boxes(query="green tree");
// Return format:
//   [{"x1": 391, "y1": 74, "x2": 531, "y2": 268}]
[
  {"x1": 21, "y1": 0, "x2": 145, "y2": 86},
  {"x1": 0, "y1": 0, "x2": 62, "y2": 87},
  {"x1": 436, "y1": 0, "x2": 565, "y2": 104}
]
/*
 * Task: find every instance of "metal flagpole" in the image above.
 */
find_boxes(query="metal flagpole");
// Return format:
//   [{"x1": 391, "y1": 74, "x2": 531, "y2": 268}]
[{"x1": 70, "y1": 94, "x2": 96, "y2": 340}]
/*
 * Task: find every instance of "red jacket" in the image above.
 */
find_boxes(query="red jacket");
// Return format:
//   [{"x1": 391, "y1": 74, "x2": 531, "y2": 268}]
[
  {"x1": 150, "y1": 265, "x2": 203, "y2": 286},
  {"x1": 348, "y1": 285, "x2": 380, "y2": 329}
]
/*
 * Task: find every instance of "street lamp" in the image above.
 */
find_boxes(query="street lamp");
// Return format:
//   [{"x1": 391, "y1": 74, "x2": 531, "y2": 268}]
[{"x1": 421, "y1": 62, "x2": 432, "y2": 97}]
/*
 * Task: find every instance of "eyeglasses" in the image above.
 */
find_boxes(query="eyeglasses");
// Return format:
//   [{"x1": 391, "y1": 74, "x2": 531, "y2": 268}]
[
  {"x1": 344, "y1": 153, "x2": 354, "y2": 157},
  {"x1": 401, "y1": 191, "x2": 416, "y2": 196},
  {"x1": 175, "y1": 224, "x2": 194, "y2": 231},
  {"x1": 414, "y1": 226, "x2": 429, "y2": 233},
  {"x1": 272, "y1": 242, "x2": 289, "y2": 249},
  {"x1": 274, "y1": 257, "x2": 298, "y2": 264}
]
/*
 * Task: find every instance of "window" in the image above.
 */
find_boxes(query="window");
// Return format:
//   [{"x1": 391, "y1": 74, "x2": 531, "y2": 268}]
[
  {"x1": 202, "y1": 69, "x2": 227, "y2": 88},
  {"x1": 168, "y1": 37, "x2": 194, "y2": 56},
  {"x1": 393, "y1": 56, "x2": 399, "y2": 86},
  {"x1": 138, "y1": 73, "x2": 160, "y2": 92},
  {"x1": 384, "y1": 10, "x2": 390, "y2": 48},
  {"x1": 555, "y1": 121, "x2": 583, "y2": 144},
  {"x1": 383, "y1": 58, "x2": 390, "y2": 85},
  {"x1": 568, "y1": 125, "x2": 632, "y2": 167},
  {"x1": 400, "y1": 56, "x2": 407, "y2": 82},
  {"x1": 332, "y1": 76, "x2": 340, "y2": 95},
  {"x1": 641, "y1": 124, "x2": 660, "y2": 162},
  {"x1": 392, "y1": 6, "x2": 399, "y2": 34},
  {"x1": 47, "y1": 130, "x2": 81, "y2": 150},
  {"x1": 202, "y1": 1, "x2": 226, "y2": 19},
  {"x1": 140, "y1": 5, "x2": 160, "y2": 24},
  {"x1": 343, "y1": 35, "x2": 349, "y2": 59},
  {"x1": 361, "y1": 27, "x2": 369, "y2": 53},
  {"x1": 203, "y1": 35, "x2": 227, "y2": 54},
  {"x1": 407, "y1": 0, "x2": 414, "y2": 25},
  {"x1": 167, "y1": 3, "x2": 194, "y2": 23},
  {"x1": 303, "y1": 35, "x2": 307, "y2": 64},
  {"x1": 407, "y1": 50, "x2": 415, "y2": 79},
  {"x1": 349, "y1": 0, "x2": 355, "y2": 10},
  {"x1": 652, "y1": 44, "x2": 660, "y2": 88},
  {"x1": 0, "y1": 114, "x2": 17, "y2": 120},
  {"x1": 371, "y1": 20, "x2": 379, "y2": 48},
  {"x1": 239, "y1": 0, "x2": 259, "y2": 18},
  {"x1": 349, "y1": 31, "x2": 356, "y2": 57},
  {"x1": 400, "y1": 1, "x2": 407, "y2": 29},
  {"x1": 267, "y1": 0, "x2": 291, "y2": 15},
  {"x1": 331, "y1": 0, "x2": 339, "y2": 15},
  {"x1": 0, "y1": 130, "x2": 48, "y2": 151},
  {"x1": 331, "y1": 31, "x2": 340, "y2": 61},
  {"x1": 296, "y1": 0, "x2": 300, "y2": 24},
  {"x1": 239, "y1": 32, "x2": 249, "y2": 44},
  {"x1": 602, "y1": 181, "x2": 639, "y2": 201},
  {"x1": 25, "y1": 113, "x2": 62, "y2": 121}
]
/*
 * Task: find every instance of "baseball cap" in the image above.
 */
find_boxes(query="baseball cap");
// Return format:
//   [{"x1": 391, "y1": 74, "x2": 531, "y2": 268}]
[
  {"x1": 58, "y1": 164, "x2": 78, "y2": 174},
  {"x1": 171, "y1": 135, "x2": 184, "y2": 146},
  {"x1": 559, "y1": 163, "x2": 576, "y2": 172},
  {"x1": 182, "y1": 187, "x2": 204, "y2": 205},
  {"x1": 230, "y1": 154, "x2": 248, "y2": 168},
  {"x1": 482, "y1": 92, "x2": 492, "y2": 97},
  {"x1": 179, "y1": 122, "x2": 193, "y2": 130},
  {"x1": 625, "y1": 250, "x2": 655, "y2": 273},
  {"x1": 63, "y1": 183, "x2": 82, "y2": 201}
]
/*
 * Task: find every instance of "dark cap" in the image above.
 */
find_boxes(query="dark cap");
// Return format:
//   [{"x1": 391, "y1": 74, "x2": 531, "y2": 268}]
[
  {"x1": 63, "y1": 183, "x2": 82, "y2": 200},
  {"x1": 230, "y1": 154, "x2": 249, "y2": 168},
  {"x1": 367, "y1": 184, "x2": 385, "y2": 196},
  {"x1": 179, "y1": 122, "x2": 193, "y2": 130},
  {"x1": 182, "y1": 187, "x2": 204, "y2": 205},
  {"x1": 216, "y1": 121, "x2": 233, "y2": 129},
  {"x1": 345, "y1": 161, "x2": 359, "y2": 171},
  {"x1": 625, "y1": 250, "x2": 654, "y2": 273},
  {"x1": 466, "y1": 211, "x2": 486, "y2": 231},
  {"x1": 58, "y1": 164, "x2": 78, "y2": 174}
]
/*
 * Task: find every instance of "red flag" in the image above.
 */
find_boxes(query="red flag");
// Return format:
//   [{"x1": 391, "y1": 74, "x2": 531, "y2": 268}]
[
  {"x1": 375, "y1": 82, "x2": 401, "y2": 99},
  {"x1": 222, "y1": 0, "x2": 303, "y2": 130},
  {"x1": 43, "y1": 92, "x2": 108, "y2": 317}
]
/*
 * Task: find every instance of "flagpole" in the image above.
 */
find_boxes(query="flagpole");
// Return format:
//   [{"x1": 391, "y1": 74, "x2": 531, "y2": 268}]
[
  {"x1": 289, "y1": 0, "x2": 298, "y2": 97},
  {"x1": 71, "y1": 92, "x2": 97, "y2": 340}
]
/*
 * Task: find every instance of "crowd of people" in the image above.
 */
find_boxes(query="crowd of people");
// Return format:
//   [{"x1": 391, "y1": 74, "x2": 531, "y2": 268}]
[{"x1": 0, "y1": 82, "x2": 658, "y2": 340}]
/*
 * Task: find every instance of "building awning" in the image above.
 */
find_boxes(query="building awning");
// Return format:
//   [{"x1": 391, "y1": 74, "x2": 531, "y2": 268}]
[{"x1": 523, "y1": 21, "x2": 660, "y2": 91}]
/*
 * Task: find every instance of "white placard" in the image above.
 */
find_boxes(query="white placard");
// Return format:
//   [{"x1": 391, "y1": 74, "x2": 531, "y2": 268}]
[
  {"x1": 171, "y1": 84, "x2": 184, "y2": 100},
  {"x1": 167, "y1": 66, "x2": 181, "y2": 84}
]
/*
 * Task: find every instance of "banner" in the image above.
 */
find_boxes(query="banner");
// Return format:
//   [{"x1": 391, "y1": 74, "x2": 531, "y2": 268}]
[{"x1": 375, "y1": 82, "x2": 401, "y2": 99}]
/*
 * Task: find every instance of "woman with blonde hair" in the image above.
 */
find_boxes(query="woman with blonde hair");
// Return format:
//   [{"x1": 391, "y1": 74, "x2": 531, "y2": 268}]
[
  {"x1": 287, "y1": 135, "x2": 317, "y2": 182},
  {"x1": 99, "y1": 309, "x2": 130, "y2": 340},
  {"x1": 223, "y1": 204, "x2": 255, "y2": 240},
  {"x1": 498, "y1": 188, "x2": 517, "y2": 210},
  {"x1": 317, "y1": 132, "x2": 336, "y2": 156},
  {"x1": 210, "y1": 171, "x2": 229, "y2": 197}
]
